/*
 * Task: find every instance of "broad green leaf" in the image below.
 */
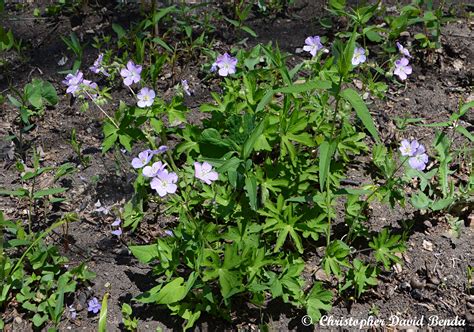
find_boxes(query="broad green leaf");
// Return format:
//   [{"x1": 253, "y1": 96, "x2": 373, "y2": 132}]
[
  {"x1": 32, "y1": 313, "x2": 48, "y2": 327},
  {"x1": 411, "y1": 191, "x2": 431, "y2": 209},
  {"x1": 102, "y1": 133, "x2": 118, "y2": 152},
  {"x1": 218, "y1": 269, "x2": 244, "y2": 299},
  {"x1": 118, "y1": 133, "x2": 133, "y2": 152},
  {"x1": 341, "y1": 88, "x2": 381, "y2": 143},
  {"x1": 306, "y1": 282, "x2": 332, "y2": 322},
  {"x1": 155, "y1": 277, "x2": 188, "y2": 304},
  {"x1": 129, "y1": 244, "x2": 159, "y2": 264}
]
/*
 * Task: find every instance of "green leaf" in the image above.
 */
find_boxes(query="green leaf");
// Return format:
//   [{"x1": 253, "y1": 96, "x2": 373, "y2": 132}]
[
  {"x1": 218, "y1": 269, "x2": 244, "y2": 299},
  {"x1": 33, "y1": 187, "x2": 67, "y2": 199},
  {"x1": 256, "y1": 90, "x2": 274, "y2": 112},
  {"x1": 364, "y1": 29, "x2": 382, "y2": 42},
  {"x1": 53, "y1": 275, "x2": 67, "y2": 323},
  {"x1": 245, "y1": 174, "x2": 258, "y2": 211},
  {"x1": 118, "y1": 133, "x2": 133, "y2": 152},
  {"x1": 341, "y1": 88, "x2": 381, "y2": 143},
  {"x1": 98, "y1": 293, "x2": 109, "y2": 332},
  {"x1": 242, "y1": 117, "x2": 267, "y2": 159},
  {"x1": 455, "y1": 125, "x2": 474, "y2": 142},
  {"x1": 306, "y1": 282, "x2": 332, "y2": 322},
  {"x1": 7, "y1": 95, "x2": 22, "y2": 108},
  {"x1": 318, "y1": 141, "x2": 336, "y2": 191},
  {"x1": 322, "y1": 240, "x2": 351, "y2": 278},
  {"x1": 151, "y1": 37, "x2": 173, "y2": 53},
  {"x1": 241, "y1": 25, "x2": 257, "y2": 37},
  {"x1": 459, "y1": 100, "x2": 474, "y2": 117},
  {"x1": 102, "y1": 133, "x2": 118, "y2": 152},
  {"x1": 369, "y1": 229, "x2": 405, "y2": 270},
  {"x1": 0, "y1": 188, "x2": 29, "y2": 197},
  {"x1": 32, "y1": 313, "x2": 48, "y2": 327},
  {"x1": 411, "y1": 191, "x2": 431, "y2": 209},
  {"x1": 430, "y1": 198, "x2": 454, "y2": 211},
  {"x1": 112, "y1": 23, "x2": 126, "y2": 39},
  {"x1": 129, "y1": 244, "x2": 159, "y2": 264},
  {"x1": 154, "y1": 278, "x2": 188, "y2": 304},
  {"x1": 275, "y1": 80, "x2": 331, "y2": 94},
  {"x1": 152, "y1": 6, "x2": 176, "y2": 24}
]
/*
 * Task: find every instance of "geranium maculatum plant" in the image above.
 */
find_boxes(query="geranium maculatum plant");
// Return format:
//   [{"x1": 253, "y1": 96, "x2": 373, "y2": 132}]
[{"x1": 60, "y1": 25, "x2": 468, "y2": 330}]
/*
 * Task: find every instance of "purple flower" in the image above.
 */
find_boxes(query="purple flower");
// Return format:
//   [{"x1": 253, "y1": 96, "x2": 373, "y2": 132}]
[
  {"x1": 155, "y1": 145, "x2": 168, "y2": 154},
  {"x1": 396, "y1": 42, "x2": 411, "y2": 58},
  {"x1": 94, "y1": 200, "x2": 110, "y2": 215},
  {"x1": 214, "y1": 53, "x2": 238, "y2": 77},
  {"x1": 131, "y1": 150, "x2": 153, "y2": 169},
  {"x1": 303, "y1": 36, "x2": 323, "y2": 57},
  {"x1": 194, "y1": 162, "x2": 218, "y2": 185},
  {"x1": 111, "y1": 228, "x2": 122, "y2": 236},
  {"x1": 150, "y1": 169, "x2": 178, "y2": 197},
  {"x1": 62, "y1": 71, "x2": 84, "y2": 96},
  {"x1": 143, "y1": 161, "x2": 166, "y2": 178},
  {"x1": 409, "y1": 151, "x2": 429, "y2": 171},
  {"x1": 210, "y1": 62, "x2": 218, "y2": 72},
  {"x1": 87, "y1": 297, "x2": 101, "y2": 314},
  {"x1": 394, "y1": 57, "x2": 412, "y2": 81},
  {"x1": 401, "y1": 140, "x2": 428, "y2": 171},
  {"x1": 399, "y1": 139, "x2": 420, "y2": 157},
  {"x1": 90, "y1": 53, "x2": 110, "y2": 76},
  {"x1": 352, "y1": 47, "x2": 367, "y2": 66},
  {"x1": 120, "y1": 60, "x2": 142, "y2": 86},
  {"x1": 182, "y1": 80, "x2": 192, "y2": 96},
  {"x1": 137, "y1": 87, "x2": 155, "y2": 108},
  {"x1": 111, "y1": 218, "x2": 121, "y2": 227},
  {"x1": 164, "y1": 230, "x2": 174, "y2": 237}
]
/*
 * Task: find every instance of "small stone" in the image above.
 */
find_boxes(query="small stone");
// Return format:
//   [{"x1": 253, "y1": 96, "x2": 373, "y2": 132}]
[
  {"x1": 400, "y1": 281, "x2": 411, "y2": 291},
  {"x1": 422, "y1": 240, "x2": 434, "y2": 252},
  {"x1": 314, "y1": 268, "x2": 331, "y2": 282},
  {"x1": 411, "y1": 288, "x2": 423, "y2": 300},
  {"x1": 410, "y1": 276, "x2": 426, "y2": 289}
]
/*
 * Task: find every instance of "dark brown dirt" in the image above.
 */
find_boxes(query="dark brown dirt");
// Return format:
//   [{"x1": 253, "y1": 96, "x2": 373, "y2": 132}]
[{"x1": 1, "y1": 1, "x2": 473, "y2": 331}]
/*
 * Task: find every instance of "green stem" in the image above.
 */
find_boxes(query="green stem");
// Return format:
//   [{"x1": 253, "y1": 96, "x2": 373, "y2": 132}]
[{"x1": 326, "y1": 75, "x2": 345, "y2": 246}]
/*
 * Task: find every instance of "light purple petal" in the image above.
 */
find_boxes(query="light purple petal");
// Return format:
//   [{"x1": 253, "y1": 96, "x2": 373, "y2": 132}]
[
  {"x1": 111, "y1": 218, "x2": 121, "y2": 227},
  {"x1": 111, "y1": 228, "x2": 123, "y2": 236},
  {"x1": 131, "y1": 158, "x2": 144, "y2": 169}
]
